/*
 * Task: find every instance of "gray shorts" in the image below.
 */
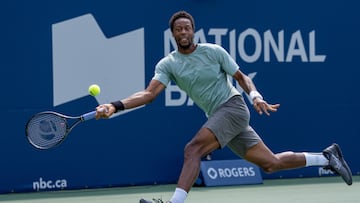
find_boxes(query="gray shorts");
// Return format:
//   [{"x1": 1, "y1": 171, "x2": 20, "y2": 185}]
[{"x1": 202, "y1": 95, "x2": 262, "y2": 158}]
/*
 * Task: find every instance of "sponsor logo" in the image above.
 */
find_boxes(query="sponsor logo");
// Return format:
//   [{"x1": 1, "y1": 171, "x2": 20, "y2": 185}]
[
  {"x1": 33, "y1": 177, "x2": 68, "y2": 191},
  {"x1": 200, "y1": 160, "x2": 262, "y2": 186},
  {"x1": 52, "y1": 14, "x2": 145, "y2": 116},
  {"x1": 318, "y1": 167, "x2": 334, "y2": 176},
  {"x1": 164, "y1": 28, "x2": 326, "y2": 63},
  {"x1": 207, "y1": 166, "x2": 256, "y2": 179}
]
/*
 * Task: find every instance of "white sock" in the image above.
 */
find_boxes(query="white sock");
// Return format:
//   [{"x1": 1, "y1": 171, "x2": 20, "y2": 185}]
[
  {"x1": 169, "y1": 188, "x2": 188, "y2": 203},
  {"x1": 303, "y1": 152, "x2": 329, "y2": 167}
]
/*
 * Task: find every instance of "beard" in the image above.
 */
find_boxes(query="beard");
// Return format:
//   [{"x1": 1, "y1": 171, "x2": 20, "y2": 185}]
[
  {"x1": 178, "y1": 43, "x2": 192, "y2": 50},
  {"x1": 176, "y1": 37, "x2": 194, "y2": 50}
]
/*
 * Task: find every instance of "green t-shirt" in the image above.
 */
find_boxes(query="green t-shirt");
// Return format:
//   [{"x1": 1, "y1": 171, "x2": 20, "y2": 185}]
[{"x1": 153, "y1": 43, "x2": 240, "y2": 116}]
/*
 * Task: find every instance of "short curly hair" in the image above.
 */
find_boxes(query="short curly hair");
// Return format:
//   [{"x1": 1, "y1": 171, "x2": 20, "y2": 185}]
[{"x1": 169, "y1": 11, "x2": 195, "y2": 32}]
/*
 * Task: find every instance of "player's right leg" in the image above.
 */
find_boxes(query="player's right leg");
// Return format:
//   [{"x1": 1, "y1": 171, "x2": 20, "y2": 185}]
[{"x1": 139, "y1": 198, "x2": 170, "y2": 203}]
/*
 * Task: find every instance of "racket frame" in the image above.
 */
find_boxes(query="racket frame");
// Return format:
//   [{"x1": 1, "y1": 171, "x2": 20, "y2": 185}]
[{"x1": 25, "y1": 110, "x2": 96, "y2": 150}]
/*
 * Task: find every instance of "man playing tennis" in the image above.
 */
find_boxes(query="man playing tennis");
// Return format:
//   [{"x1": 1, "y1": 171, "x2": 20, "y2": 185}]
[{"x1": 96, "y1": 11, "x2": 352, "y2": 203}]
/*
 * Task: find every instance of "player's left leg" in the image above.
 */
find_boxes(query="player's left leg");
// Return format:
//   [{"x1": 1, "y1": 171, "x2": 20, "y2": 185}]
[
  {"x1": 323, "y1": 143, "x2": 353, "y2": 185},
  {"x1": 243, "y1": 141, "x2": 307, "y2": 172},
  {"x1": 243, "y1": 141, "x2": 352, "y2": 185}
]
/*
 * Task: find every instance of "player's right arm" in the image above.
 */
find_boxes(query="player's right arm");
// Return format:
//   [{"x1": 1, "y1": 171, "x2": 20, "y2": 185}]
[
  {"x1": 122, "y1": 79, "x2": 165, "y2": 109},
  {"x1": 95, "y1": 79, "x2": 165, "y2": 119}
]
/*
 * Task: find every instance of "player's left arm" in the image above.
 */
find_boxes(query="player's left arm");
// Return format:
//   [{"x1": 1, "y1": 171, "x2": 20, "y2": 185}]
[{"x1": 232, "y1": 70, "x2": 280, "y2": 116}]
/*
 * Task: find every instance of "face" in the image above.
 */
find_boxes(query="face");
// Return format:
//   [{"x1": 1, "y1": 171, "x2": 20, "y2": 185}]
[{"x1": 172, "y1": 18, "x2": 194, "y2": 51}]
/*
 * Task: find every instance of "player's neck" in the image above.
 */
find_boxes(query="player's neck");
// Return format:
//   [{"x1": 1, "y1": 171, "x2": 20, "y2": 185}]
[{"x1": 178, "y1": 43, "x2": 197, "y2": 55}]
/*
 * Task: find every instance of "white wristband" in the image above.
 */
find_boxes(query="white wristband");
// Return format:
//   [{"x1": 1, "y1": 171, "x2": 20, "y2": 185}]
[{"x1": 249, "y1": 90, "x2": 263, "y2": 101}]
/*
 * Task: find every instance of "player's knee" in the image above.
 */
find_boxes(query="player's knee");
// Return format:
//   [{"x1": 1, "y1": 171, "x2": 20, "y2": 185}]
[
  {"x1": 262, "y1": 166, "x2": 276, "y2": 173},
  {"x1": 184, "y1": 141, "x2": 202, "y2": 160}
]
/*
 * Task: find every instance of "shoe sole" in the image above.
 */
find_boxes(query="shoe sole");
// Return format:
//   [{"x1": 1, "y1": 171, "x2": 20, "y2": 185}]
[{"x1": 330, "y1": 144, "x2": 353, "y2": 185}]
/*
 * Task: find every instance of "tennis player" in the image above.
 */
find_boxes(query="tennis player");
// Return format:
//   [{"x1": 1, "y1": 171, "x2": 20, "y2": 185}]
[{"x1": 95, "y1": 11, "x2": 353, "y2": 203}]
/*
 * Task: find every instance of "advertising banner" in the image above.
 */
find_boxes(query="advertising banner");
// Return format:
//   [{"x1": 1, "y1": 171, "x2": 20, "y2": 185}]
[
  {"x1": 1, "y1": 0, "x2": 359, "y2": 193},
  {"x1": 199, "y1": 159, "x2": 263, "y2": 186}
]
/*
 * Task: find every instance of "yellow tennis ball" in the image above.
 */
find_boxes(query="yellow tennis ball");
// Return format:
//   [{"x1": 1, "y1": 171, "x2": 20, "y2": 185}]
[{"x1": 88, "y1": 84, "x2": 101, "y2": 96}]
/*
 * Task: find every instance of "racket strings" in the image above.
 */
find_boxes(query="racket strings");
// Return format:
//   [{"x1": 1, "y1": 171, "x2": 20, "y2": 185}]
[{"x1": 26, "y1": 113, "x2": 67, "y2": 149}]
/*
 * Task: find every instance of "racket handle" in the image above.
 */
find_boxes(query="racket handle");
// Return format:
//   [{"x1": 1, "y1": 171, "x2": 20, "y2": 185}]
[
  {"x1": 82, "y1": 107, "x2": 107, "y2": 121},
  {"x1": 82, "y1": 111, "x2": 96, "y2": 121}
]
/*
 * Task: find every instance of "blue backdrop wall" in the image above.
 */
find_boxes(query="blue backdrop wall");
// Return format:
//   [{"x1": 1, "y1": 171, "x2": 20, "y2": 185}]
[{"x1": 1, "y1": 0, "x2": 359, "y2": 193}]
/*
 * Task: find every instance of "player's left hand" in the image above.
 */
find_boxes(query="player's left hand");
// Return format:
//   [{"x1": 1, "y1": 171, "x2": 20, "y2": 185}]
[{"x1": 253, "y1": 98, "x2": 280, "y2": 116}]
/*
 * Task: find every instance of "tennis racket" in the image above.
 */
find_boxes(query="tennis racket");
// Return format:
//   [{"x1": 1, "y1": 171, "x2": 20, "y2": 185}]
[{"x1": 25, "y1": 110, "x2": 99, "y2": 150}]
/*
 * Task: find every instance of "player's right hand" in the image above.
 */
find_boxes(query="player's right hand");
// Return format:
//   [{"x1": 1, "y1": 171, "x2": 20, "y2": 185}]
[{"x1": 95, "y1": 104, "x2": 115, "y2": 119}]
